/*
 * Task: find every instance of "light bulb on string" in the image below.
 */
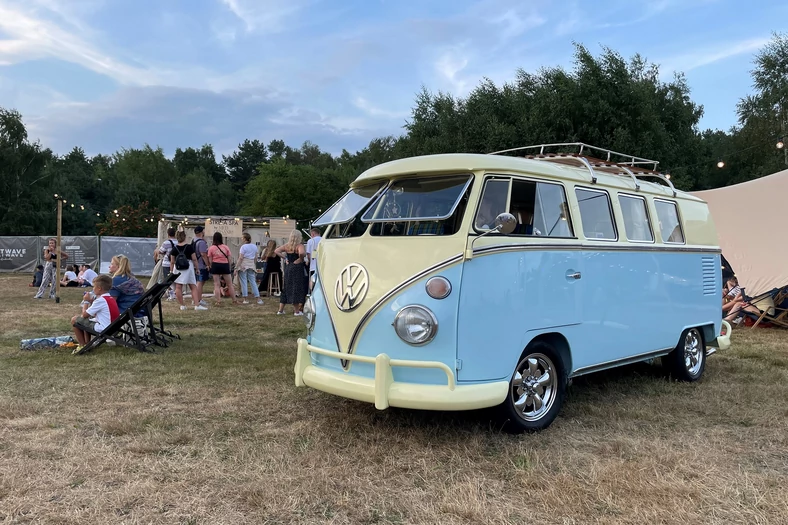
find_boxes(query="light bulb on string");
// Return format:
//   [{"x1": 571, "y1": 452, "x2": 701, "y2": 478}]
[
  {"x1": 777, "y1": 138, "x2": 785, "y2": 149},
  {"x1": 716, "y1": 160, "x2": 725, "y2": 169},
  {"x1": 665, "y1": 174, "x2": 671, "y2": 180}
]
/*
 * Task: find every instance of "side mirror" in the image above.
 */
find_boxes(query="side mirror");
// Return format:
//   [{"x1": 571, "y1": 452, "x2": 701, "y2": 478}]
[
  {"x1": 494, "y1": 212, "x2": 517, "y2": 235},
  {"x1": 465, "y1": 212, "x2": 517, "y2": 260}
]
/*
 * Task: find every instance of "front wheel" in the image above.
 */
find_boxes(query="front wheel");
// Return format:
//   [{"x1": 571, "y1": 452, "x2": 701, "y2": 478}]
[
  {"x1": 664, "y1": 327, "x2": 706, "y2": 382},
  {"x1": 497, "y1": 342, "x2": 567, "y2": 432}
]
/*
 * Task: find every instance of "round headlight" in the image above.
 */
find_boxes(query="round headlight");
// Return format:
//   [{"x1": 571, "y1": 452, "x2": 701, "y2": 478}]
[
  {"x1": 393, "y1": 305, "x2": 438, "y2": 346},
  {"x1": 304, "y1": 296, "x2": 315, "y2": 331}
]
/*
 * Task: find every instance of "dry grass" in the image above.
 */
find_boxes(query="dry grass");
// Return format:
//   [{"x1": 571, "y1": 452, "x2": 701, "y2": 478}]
[{"x1": 1, "y1": 275, "x2": 787, "y2": 524}]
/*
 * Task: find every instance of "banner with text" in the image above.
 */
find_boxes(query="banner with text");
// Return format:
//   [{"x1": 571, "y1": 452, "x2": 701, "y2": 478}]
[
  {"x1": 205, "y1": 219, "x2": 242, "y2": 239},
  {"x1": 0, "y1": 236, "x2": 39, "y2": 272},
  {"x1": 38, "y1": 236, "x2": 99, "y2": 270},
  {"x1": 100, "y1": 236, "x2": 158, "y2": 276}
]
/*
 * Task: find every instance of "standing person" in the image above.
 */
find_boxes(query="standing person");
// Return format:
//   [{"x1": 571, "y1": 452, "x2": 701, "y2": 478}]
[
  {"x1": 155, "y1": 227, "x2": 178, "y2": 300},
  {"x1": 237, "y1": 233, "x2": 263, "y2": 305},
  {"x1": 34, "y1": 238, "x2": 68, "y2": 299},
  {"x1": 275, "y1": 230, "x2": 308, "y2": 316},
  {"x1": 305, "y1": 227, "x2": 322, "y2": 290},
  {"x1": 207, "y1": 232, "x2": 237, "y2": 306},
  {"x1": 257, "y1": 240, "x2": 281, "y2": 296},
  {"x1": 169, "y1": 230, "x2": 205, "y2": 311},
  {"x1": 191, "y1": 226, "x2": 210, "y2": 307}
]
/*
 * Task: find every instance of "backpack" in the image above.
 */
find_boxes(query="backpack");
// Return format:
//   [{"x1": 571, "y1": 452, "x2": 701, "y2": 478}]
[{"x1": 173, "y1": 245, "x2": 190, "y2": 271}]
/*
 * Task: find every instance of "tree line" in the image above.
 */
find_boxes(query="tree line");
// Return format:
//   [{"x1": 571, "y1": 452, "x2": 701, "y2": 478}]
[{"x1": 1, "y1": 34, "x2": 786, "y2": 237}]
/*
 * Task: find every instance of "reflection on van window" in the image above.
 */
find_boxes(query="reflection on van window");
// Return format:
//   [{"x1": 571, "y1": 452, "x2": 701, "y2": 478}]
[
  {"x1": 362, "y1": 176, "x2": 471, "y2": 222},
  {"x1": 364, "y1": 175, "x2": 472, "y2": 236},
  {"x1": 575, "y1": 188, "x2": 616, "y2": 240},
  {"x1": 313, "y1": 182, "x2": 385, "y2": 227},
  {"x1": 475, "y1": 179, "x2": 510, "y2": 230},
  {"x1": 619, "y1": 195, "x2": 654, "y2": 242},
  {"x1": 654, "y1": 199, "x2": 685, "y2": 243},
  {"x1": 511, "y1": 180, "x2": 573, "y2": 237}
]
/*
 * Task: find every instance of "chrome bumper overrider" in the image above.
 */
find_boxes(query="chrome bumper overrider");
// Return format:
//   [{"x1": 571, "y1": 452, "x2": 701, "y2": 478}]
[{"x1": 294, "y1": 338, "x2": 509, "y2": 411}]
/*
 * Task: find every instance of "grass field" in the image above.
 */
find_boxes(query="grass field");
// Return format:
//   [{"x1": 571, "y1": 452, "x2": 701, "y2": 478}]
[{"x1": 1, "y1": 275, "x2": 787, "y2": 524}]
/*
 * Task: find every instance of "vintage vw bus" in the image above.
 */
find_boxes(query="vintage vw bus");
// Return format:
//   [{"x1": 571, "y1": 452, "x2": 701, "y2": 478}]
[{"x1": 295, "y1": 143, "x2": 732, "y2": 431}]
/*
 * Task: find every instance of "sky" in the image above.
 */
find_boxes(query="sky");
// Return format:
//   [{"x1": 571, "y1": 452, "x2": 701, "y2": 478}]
[{"x1": 0, "y1": 0, "x2": 785, "y2": 158}]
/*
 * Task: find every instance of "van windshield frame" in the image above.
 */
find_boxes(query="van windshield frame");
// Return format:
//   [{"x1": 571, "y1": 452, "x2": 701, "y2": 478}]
[
  {"x1": 360, "y1": 175, "x2": 473, "y2": 223},
  {"x1": 312, "y1": 182, "x2": 387, "y2": 227}
]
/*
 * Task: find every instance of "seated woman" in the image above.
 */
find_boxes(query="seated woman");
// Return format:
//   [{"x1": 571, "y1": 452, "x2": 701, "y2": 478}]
[
  {"x1": 722, "y1": 276, "x2": 743, "y2": 317},
  {"x1": 60, "y1": 265, "x2": 80, "y2": 287},
  {"x1": 108, "y1": 254, "x2": 145, "y2": 314}
]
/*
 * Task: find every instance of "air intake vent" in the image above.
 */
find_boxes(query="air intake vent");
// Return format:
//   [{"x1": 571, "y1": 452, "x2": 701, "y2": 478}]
[{"x1": 701, "y1": 256, "x2": 717, "y2": 296}]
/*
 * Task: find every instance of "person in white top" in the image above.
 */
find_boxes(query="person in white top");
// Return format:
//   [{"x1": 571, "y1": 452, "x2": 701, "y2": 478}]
[
  {"x1": 237, "y1": 232, "x2": 263, "y2": 304},
  {"x1": 305, "y1": 227, "x2": 322, "y2": 276},
  {"x1": 60, "y1": 265, "x2": 79, "y2": 287},
  {"x1": 78, "y1": 264, "x2": 98, "y2": 287},
  {"x1": 71, "y1": 274, "x2": 116, "y2": 349},
  {"x1": 155, "y1": 227, "x2": 177, "y2": 299}
]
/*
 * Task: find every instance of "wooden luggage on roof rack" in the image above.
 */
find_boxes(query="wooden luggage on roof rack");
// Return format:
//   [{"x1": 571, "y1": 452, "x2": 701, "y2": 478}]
[{"x1": 489, "y1": 142, "x2": 677, "y2": 196}]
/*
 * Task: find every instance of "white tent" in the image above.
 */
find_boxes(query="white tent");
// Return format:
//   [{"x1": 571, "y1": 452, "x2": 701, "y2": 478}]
[{"x1": 692, "y1": 168, "x2": 788, "y2": 296}]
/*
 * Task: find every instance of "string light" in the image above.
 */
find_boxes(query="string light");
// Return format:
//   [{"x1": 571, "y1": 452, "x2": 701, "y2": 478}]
[
  {"x1": 717, "y1": 160, "x2": 725, "y2": 169},
  {"x1": 778, "y1": 138, "x2": 785, "y2": 149}
]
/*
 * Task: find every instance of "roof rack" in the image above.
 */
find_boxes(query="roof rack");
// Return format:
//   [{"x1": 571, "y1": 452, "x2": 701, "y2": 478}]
[{"x1": 489, "y1": 142, "x2": 676, "y2": 197}]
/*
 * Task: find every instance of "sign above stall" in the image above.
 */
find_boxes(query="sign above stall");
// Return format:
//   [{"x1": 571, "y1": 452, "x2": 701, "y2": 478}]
[{"x1": 205, "y1": 219, "x2": 242, "y2": 239}]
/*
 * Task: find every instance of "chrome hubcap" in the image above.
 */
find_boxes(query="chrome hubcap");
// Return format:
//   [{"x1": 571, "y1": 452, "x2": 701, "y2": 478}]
[
  {"x1": 511, "y1": 353, "x2": 556, "y2": 422},
  {"x1": 683, "y1": 329, "x2": 703, "y2": 376}
]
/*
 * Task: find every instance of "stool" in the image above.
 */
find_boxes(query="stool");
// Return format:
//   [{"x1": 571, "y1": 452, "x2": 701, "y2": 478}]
[{"x1": 267, "y1": 272, "x2": 282, "y2": 297}]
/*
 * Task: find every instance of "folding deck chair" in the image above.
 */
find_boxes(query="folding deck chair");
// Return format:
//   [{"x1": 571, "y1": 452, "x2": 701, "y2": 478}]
[
  {"x1": 735, "y1": 285, "x2": 788, "y2": 329},
  {"x1": 76, "y1": 273, "x2": 180, "y2": 354}
]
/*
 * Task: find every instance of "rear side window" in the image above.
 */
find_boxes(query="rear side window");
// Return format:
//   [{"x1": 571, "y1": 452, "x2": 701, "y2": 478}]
[
  {"x1": 618, "y1": 195, "x2": 654, "y2": 242},
  {"x1": 654, "y1": 199, "x2": 685, "y2": 244},
  {"x1": 575, "y1": 188, "x2": 616, "y2": 240}
]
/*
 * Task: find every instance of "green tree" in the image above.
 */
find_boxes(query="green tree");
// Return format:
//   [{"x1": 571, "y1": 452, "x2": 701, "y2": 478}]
[
  {"x1": 222, "y1": 139, "x2": 267, "y2": 191},
  {"x1": 0, "y1": 108, "x2": 53, "y2": 235}
]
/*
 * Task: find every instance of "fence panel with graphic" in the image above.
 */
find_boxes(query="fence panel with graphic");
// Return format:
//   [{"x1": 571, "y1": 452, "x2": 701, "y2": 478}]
[
  {"x1": 100, "y1": 237, "x2": 158, "y2": 276},
  {"x1": 0, "y1": 236, "x2": 40, "y2": 272},
  {"x1": 38, "y1": 236, "x2": 99, "y2": 269}
]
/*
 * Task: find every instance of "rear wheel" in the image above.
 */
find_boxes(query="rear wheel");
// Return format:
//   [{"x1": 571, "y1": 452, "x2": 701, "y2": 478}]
[
  {"x1": 498, "y1": 341, "x2": 566, "y2": 432},
  {"x1": 664, "y1": 327, "x2": 706, "y2": 381}
]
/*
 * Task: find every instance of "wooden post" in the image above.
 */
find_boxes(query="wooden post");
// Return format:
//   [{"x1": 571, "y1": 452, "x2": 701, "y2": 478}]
[{"x1": 55, "y1": 199, "x2": 62, "y2": 303}]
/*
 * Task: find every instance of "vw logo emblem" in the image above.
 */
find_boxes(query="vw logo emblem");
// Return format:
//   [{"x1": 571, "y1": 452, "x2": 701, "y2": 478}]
[{"x1": 334, "y1": 263, "x2": 369, "y2": 312}]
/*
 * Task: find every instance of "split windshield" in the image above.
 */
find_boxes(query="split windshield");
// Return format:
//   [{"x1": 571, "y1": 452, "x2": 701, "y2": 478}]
[
  {"x1": 361, "y1": 175, "x2": 472, "y2": 222},
  {"x1": 312, "y1": 182, "x2": 385, "y2": 227}
]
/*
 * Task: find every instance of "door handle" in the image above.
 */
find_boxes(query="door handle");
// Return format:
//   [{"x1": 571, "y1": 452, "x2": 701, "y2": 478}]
[{"x1": 567, "y1": 271, "x2": 581, "y2": 280}]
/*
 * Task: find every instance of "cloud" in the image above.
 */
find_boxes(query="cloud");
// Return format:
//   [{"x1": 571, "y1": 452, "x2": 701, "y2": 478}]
[
  {"x1": 218, "y1": 0, "x2": 310, "y2": 33},
  {"x1": 24, "y1": 86, "x2": 395, "y2": 157},
  {"x1": 657, "y1": 37, "x2": 769, "y2": 75},
  {"x1": 353, "y1": 97, "x2": 408, "y2": 120},
  {"x1": 0, "y1": 2, "x2": 158, "y2": 85}
]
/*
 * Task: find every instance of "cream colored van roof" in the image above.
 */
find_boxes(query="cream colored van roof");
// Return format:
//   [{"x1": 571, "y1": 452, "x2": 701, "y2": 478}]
[
  {"x1": 352, "y1": 153, "x2": 701, "y2": 201},
  {"x1": 692, "y1": 168, "x2": 788, "y2": 295}
]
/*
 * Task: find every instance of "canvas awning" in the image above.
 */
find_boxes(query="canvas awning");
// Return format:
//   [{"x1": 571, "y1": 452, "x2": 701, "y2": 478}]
[{"x1": 691, "y1": 168, "x2": 788, "y2": 296}]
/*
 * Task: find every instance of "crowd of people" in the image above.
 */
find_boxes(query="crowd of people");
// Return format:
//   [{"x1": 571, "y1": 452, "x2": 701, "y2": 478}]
[{"x1": 30, "y1": 227, "x2": 323, "y2": 351}]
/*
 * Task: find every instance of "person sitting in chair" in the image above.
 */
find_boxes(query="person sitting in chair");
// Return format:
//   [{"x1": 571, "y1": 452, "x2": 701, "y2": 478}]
[{"x1": 71, "y1": 274, "x2": 119, "y2": 353}]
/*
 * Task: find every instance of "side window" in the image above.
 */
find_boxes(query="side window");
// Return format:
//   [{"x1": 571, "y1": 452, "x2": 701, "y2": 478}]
[
  {"x1": 575, "y1": 188, "x2": 616, "y2": 240},
  {"x1": 475, "y1": 179, "x2": 510, "y2": 230},
  {"x1": 618, "y1": 194, "x2": 654, "y2": 242},
  {"x1": 509, "y1": 179, "x2": 573, "y2": 237},
  {"x1": 654, "y1": 199, "x2": 685, "y2": 244}
]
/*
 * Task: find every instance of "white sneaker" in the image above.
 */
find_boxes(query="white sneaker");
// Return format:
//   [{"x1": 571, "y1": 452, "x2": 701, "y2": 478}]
[
  {"x1": 256, "y1": 299, "x2": 264, "y2": 305},
  {"x1": 199, "y1": 300, "x2": 208, "y2": 307},
  {"x1": 180, "y1": 305, "x2": 188, "y2": 310},
  {"x1": 276, "y1": 311, "x2": 286, "y2": 315},
  {"x1": 194, "y1": 305, "x2": 208, "y2": 311},
  {"x1": 242, "y1": 300, "x2": 249, "y2": 304},
  {"x1": 294, "y1": 311, "x2": 304, "y2": 316}
]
